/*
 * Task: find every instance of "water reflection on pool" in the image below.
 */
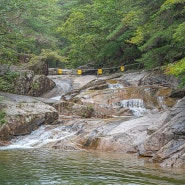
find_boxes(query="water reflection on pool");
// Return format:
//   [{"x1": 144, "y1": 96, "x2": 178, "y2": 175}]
[{"x1": 0, "y1": 149, "x2": 184, "y2": 185}]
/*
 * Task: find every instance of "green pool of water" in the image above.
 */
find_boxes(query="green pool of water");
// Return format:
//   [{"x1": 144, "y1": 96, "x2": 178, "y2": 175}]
[{"x1": 0, "y1": 149, "x2": 184, "y2": 185}]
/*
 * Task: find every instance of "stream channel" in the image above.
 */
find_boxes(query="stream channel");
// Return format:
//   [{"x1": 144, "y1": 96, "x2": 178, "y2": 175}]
[{"x1": 0, "y1": 75, "x2": 185, "y2": 185}]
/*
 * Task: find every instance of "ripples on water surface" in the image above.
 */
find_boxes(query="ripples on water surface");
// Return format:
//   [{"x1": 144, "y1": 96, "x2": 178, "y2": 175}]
[{"x1": 0, "y1": 149, "x2": 185, "y2": 185}]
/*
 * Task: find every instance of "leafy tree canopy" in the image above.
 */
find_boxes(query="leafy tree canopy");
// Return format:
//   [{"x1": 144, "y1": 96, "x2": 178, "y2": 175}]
[{"x1": 0, "y1": 0, "x2": 185, "y2": 87}]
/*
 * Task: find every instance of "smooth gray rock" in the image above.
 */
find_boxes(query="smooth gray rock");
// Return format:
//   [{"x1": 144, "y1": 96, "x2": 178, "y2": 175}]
[
  {"x1": 0, "y1": 93, "x2": 58, "y2": 141},
  {"x1": 138, "y1": 97, "x2": 185, "y2": 167}
]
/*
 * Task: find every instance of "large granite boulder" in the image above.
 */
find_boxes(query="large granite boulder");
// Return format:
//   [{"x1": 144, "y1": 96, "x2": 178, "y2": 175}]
[
  {"x1": 138, "y1": 97, "x2": 185, "y2": 167},
  {"x1": 0, "y1": 93, "x2": 58, "y2": 142},
  {"x1": 139, "y1": 69, "x2": 179, "y2": 87},
  {"x1": 13, "y1": 71, "x2": 55, "y2": 97},
  {"x1": 14, "y1": 70, "x2": 35, "y2": 95},
  {"x1": 28, "y1": 75, "x2": 56, "y2": 97},
  {"x1": 0, "y1": 64, "x2": 55, "y2": 97}
]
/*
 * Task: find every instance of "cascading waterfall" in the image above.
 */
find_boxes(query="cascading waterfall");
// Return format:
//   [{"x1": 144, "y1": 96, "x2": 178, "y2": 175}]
[
  {"x1": 51, "y1": 96, "x2": 62, "y2": 100},
  {"x1": 157, "y1": 96, "x2": 167, "y2": 109},
  {"x1": 115, "y1": 99, "x2": 146, "y2": 117},
  {"x1": 42, "y1": 77, "x2": 72, "y2": 100},
  {"x1": 108, "y1": 83, "x2": 124, "y2": 89},
  {"x1": 0, "y1": 125, "x2": 78, "y2": 150},
  {"x1": 51, "y1": 78, "x2": 72, "y2": 100}
]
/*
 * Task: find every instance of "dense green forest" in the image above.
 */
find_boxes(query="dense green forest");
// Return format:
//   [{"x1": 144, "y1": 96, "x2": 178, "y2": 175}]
[{"x1": 0, "y1": 0, "x2": 185, "y2": 85}]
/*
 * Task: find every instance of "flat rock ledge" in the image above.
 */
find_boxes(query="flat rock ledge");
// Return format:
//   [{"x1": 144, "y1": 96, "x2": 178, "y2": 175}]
[{"x1": 0, "y1": 92, "x2": 58, "y2": 142}]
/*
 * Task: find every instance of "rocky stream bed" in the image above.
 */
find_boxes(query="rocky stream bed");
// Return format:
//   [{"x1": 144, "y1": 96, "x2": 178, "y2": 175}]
[{"x1": 0, "y1": 69, "x2": 185, "y2": 168}]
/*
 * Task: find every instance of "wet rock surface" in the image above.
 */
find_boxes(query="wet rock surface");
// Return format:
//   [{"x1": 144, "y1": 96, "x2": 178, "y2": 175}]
[
  {"x1": 61, "y1": 71, "x2": 177, "y2": 118},
  {"x1": 1, "y1": 69, "x2": 185, "y2": 168}
]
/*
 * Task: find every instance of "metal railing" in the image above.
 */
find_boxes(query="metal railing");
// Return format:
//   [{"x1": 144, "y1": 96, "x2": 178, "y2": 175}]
[{"x1": 48, "y1": 63, "x2": 142, "y2": 75}]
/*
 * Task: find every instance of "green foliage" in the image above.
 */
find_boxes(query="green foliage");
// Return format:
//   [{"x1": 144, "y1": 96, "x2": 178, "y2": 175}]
[
  {"x1": 31, "y1": 82, "x2": 39, "y2": 90},
  {"x1": 0, "y1": 0, "x2": 185, "y2": 73},
  {"x1": 0, "y1": 0, "x2": 61, "y2": 64},
  {"x1": 166, "y1": 58, "x2": 185, "y2": 76},
  {"x1": 30, "y1": 49, "x2": 68, "y2": 68},
  {"x1": 58, "y1": 0, "x2": 143, "y2": 67},
  {"x1": 0, "y1": 109, "x2": 7, "y2": 125},
  {"x1": 161, "y1": 0, "x2": 185, "y2": 11},
  {"x1": 173, "y1": 22, "x2": 185, "y2": 42},
  {"x1": 129, "y1": 27, "x2": 144, "y2": 45},
  {"x1": 81, "y1": 105, "x2": 94, "y2": 118},
  {"x1": 165, "y1": 58, "x2": 185, "y2": 87},
  {"x1": 0, "y1": 71, "x2": 18, "y2": 92},
  {"x1": 136, "y1": 0, "x2": 185, "y2": 68}
]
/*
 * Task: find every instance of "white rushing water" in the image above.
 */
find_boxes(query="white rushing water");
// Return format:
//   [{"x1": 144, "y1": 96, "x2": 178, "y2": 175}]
[
  {"x1": 108, "y1": 83, "x2": 124, "y2": 89},
  {"x1": 115, "y1": 99, "x2": 146, "y2": 117},
  {"x1": 157, "y1": 96, "x2": 167, "y2": 109},
  {"x1": 42, "y1": 77, "x2": 72, "y2": 99},
  {"x1": 0, "y1": 125, "x2": 77, "y2": 150},
  {"x1": 51, "y1": 96, "x2": 62, "y2": 100}
]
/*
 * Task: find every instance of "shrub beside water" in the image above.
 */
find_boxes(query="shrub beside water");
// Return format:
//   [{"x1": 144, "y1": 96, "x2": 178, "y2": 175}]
[
  {"x1": 0, "y1": 109, "x2": 7, "y2": 125},
  {"x1": 0, "y1": 71, "x2": 18, "y2": 93}
]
